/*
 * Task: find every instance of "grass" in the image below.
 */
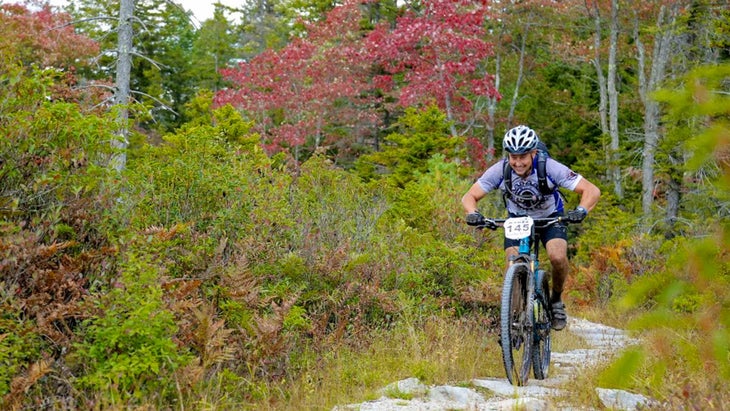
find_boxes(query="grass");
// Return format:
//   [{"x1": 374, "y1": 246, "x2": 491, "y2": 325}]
[
  {"x1": 242, "y1": 308, "x2": 597, "y2": 410},
  {"x1": 267, "y1": 313, "x2": 502, "y2": 410}
]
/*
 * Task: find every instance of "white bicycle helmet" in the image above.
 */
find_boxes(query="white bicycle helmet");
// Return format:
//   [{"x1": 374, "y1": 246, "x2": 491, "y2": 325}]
[{"x1": 503, "y1": 125, "x2": 539, "y2": 154}]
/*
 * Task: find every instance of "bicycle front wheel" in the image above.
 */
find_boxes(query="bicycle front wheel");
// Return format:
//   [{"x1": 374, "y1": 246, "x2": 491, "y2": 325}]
[
  {"x1": 532, "y1": 269, "x2": 551, "y2": 380},
  {"x1": 500, "y1": 262, "x2": 533, "y2": 386}
]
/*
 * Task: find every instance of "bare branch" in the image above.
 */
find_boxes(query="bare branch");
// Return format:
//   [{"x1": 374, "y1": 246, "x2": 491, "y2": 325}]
[
  {"x1": 129, "y1": 90, "x2": 178, "y2": 115},
  {"x1": 129, "y1": 51, "x2": 165, "y2": 70},
  {"x1": 74, "y1": 83, "x2": 116, "y2": 92},
  {"x1": 47, "y1": 16, "x2": 118, "y2": 33}
]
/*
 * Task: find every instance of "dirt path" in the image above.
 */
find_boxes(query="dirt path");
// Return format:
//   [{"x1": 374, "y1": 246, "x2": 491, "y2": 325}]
[{"x1": 333, "y1": 317, "x2": 657, "y2": 411}]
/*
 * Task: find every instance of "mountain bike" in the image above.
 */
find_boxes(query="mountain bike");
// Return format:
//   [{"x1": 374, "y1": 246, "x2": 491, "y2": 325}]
[{"x1": 476, "y1": 215, "x2": 576, "y2": 386}]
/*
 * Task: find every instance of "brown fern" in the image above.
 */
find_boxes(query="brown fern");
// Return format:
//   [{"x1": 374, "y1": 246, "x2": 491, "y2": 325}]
[
  {"x1": 193, "y1": 304, "x2": 235, "y2": 370},
  {"x1": 142, "y1": 223, "x2": 186, "y2": 241},
  {"x1": 3, "y1": 358, "x2": 53, "y2": 411}
]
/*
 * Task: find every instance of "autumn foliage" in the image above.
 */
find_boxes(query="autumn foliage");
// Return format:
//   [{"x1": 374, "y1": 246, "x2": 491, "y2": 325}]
[
  {"x1": 217, "y1": 0, "x2": 497, "y2": 164},
  {"x1": 0, "y1": 2, "x2": 98, "y2": 68},
  {"x1": 216, "y1": 1, "x2": 378, "y2": 160},
  {"x1": 365, "y1": 0, "x2": 497, "y2": 118}
]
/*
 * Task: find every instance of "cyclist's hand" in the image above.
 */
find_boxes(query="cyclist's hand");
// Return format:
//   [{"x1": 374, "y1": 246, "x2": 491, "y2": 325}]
[
  {"x1": 567, "y1": 206, "x2": 588, "y2": 223},
  {"x1": 465, "y1": 211, "x2": 486, "y2": 226}
]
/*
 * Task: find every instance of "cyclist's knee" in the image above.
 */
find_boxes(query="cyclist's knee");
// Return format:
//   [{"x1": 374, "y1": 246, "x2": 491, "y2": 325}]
[{"x1": 548, "y1": 252, "x2": 569, "y2": 270}]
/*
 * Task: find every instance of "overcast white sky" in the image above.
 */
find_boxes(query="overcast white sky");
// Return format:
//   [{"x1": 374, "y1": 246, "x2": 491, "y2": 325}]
[
  {"x1": 44, "y1": 0, "x2": 241, "y2": 24},
  {"x1": 174, "y1": 0, "x2": 241, "y2": 23}
]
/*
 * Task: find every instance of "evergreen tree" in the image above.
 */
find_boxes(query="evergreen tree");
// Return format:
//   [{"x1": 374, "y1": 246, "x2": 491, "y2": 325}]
[{"x1": 64, "y1": 0, "x2": 202, "y2": 132}]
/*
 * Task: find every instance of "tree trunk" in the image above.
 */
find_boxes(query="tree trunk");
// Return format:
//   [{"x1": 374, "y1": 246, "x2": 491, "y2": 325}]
[
  {"x1": 485, "y1": 51, "x2": 500, "y2": 162},
  {"x1": 443, "y1": 93, "x2": 458, "y2": 138},
  {"x1": 507, "y1": 22, "x2": 529, "y2": 128},
  {"x1": 664, "y1": 159, "x2": 682, "y2": 238},
  {"x1": 589, "y1": 2, "x2": 608, "y2": 139},
  {"x1": 607, "y1": 0, "x2": 622, "y2": 199},
  {"x1": 640, "y1": 103, "x2": 660, "y2": 219},
  {"x1": 635, "y1": 5, "x2": 676, "y2": 224},
  {"x1": 112, "y1": 0, "x2": 134, "y2": 172},
  {"x1": 589, "y1": 0, "x2": 621, "y2": 198}
]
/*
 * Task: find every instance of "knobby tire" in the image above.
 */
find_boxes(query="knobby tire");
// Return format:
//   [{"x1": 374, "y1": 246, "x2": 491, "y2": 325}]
[
  {"x1": 532, "y1": 269, "x2": 552, "y2": 380},
  {"x1": 500, "y1": 262, "x2": 534, "y2": 386}
]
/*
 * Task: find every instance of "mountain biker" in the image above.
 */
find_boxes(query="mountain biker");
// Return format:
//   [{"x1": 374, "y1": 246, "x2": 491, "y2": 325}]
[{"x1": 461, "y1": 125, "x2": 601, "y2": 330}]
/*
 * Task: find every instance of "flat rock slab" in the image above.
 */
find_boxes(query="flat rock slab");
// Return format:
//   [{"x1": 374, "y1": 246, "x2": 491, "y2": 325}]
[
  {"x1": 568, "y1": 317, "x2": 638, "y2": 349},
  {"x1": 471, "y1": 377, "x2": 560, "y2": 397},
  {"x1": 596, "y1": 388, "x2": 661, "y2": 411}
]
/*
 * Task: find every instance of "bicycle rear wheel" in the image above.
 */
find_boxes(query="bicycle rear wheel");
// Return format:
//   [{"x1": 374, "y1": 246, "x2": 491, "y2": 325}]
[
  {"x1": 532, "y1": 269, "x2": 551, "y2": 380},
  {"x1": 500, "y1": 262, "x2": 533, "y2": 386}
]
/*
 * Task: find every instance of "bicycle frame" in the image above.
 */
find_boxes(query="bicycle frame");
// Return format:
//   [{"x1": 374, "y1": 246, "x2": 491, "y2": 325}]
[{"x1": 517, "y1": 225, "x2": 547, "y2": 306}]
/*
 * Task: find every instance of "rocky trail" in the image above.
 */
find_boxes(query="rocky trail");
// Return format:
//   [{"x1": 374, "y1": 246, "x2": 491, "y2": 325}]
[{"x1": 334, "y1": 317, "x2": 659, "y2": 411}]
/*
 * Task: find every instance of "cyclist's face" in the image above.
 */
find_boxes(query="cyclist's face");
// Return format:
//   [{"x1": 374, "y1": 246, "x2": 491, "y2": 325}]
[{"x1": 508, "y1": 151, "x2": 535, "y2": 178}]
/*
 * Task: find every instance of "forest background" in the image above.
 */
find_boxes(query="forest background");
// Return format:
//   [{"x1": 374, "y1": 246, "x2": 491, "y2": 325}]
[{"x1": 0, "y1": 0, "x2": 728, "y2": 409}]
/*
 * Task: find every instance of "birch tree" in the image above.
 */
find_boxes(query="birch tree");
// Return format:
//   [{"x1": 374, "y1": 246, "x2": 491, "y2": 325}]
[
  {"x1": 506, "y1": 22, "x2": 529, "y2": 128},
  {"x1": 606, "y1": 0, "x2": 621, "y2": 198},
  {"x1": 634, "y1": 2, "x2": 683, "y2": 222},
  {"x1": 586, "y1": 0, "x2": 622, "y2": 198},
  {"x1": 656, "y1": 1, "x2": 728, "y2": 237}
]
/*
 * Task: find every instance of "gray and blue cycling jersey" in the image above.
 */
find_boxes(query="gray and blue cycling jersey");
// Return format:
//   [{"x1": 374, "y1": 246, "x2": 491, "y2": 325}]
[{"x1": 476, "y1": 157, "x2": 582, "y2": 218}]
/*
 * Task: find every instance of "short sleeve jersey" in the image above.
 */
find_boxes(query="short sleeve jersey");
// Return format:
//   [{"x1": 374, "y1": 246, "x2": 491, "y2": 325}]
[{"x1": 476, "y1": 157, "x2": 582, "y2": 218}]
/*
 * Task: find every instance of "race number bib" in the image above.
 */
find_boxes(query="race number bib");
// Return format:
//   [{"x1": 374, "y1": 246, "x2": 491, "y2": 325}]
[{"x1": 503, "y1": 216, "x2": 534, "y2": 240}]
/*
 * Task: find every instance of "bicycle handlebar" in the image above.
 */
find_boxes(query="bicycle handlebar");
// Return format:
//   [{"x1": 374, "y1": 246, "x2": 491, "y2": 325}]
[{"x1": 475, "y1": 215, "x2": 578, "y2": 230}]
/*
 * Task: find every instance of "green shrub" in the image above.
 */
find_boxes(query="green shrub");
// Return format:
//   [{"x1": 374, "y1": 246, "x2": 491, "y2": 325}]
[
  {"x1": 354, "y1": 105, "x2": 463, "y2": 187},
  {"x1": 71, "y1": 245, "x2": 191, "y2": 404},
  {"x1": 0, "y1": 77, "x2": 115, "y2": 230},
  {"x1": 0, "y1": 320, "x2": 43, "y2": 397},
  {"x1": 123, "y1": 105, "x2": 290, "y2": 243}
]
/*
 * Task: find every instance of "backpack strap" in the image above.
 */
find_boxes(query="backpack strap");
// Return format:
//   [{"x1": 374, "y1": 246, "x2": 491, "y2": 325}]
[
  {"x1": 536, "y1": 151, "x2": 552, "y2": 195},
  {"x1": 502, "y1": 158, "x2": 512, "y2": 191},
  {"x1": 502, "y1": 158, "x2": 512, "y2": 207},
  {"x1": 536, "y1": 153, "x2": 567, "y2": 211}
]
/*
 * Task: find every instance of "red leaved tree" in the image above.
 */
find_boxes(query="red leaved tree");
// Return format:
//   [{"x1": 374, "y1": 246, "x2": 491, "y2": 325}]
[
  {"x1": 0, "y1": 2, "x2": 98, "y2": 68},
  {"x1": 0, "y1": 2, "x2": 104, "y2": 106},
  {"x1": 365, "y1": 0, "x2": 499, "y2": 138},
  {"x1": 216, "y1": 1, "x2": 379, "y2": 163},
  {"x1": 216, "y1": 0, "x2": 499, "y2": 165}
]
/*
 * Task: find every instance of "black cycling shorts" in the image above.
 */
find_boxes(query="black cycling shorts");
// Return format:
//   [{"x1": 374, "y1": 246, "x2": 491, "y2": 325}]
[{"x1": 503, "y1": 213, "x2": 568, "y2": 249}]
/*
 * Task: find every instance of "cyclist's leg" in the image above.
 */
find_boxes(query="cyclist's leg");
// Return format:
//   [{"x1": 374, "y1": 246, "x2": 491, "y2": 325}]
[
  {"x1": 545, "y1": 238, "x2": 568, "y2": 301},
  {"x1": 541, "y1": 222, "x2": 569, "y2": 301},
  {"x1": 504, "y1": 236, "x2": 520, "y2": 268}
]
